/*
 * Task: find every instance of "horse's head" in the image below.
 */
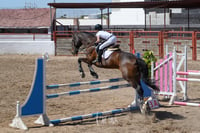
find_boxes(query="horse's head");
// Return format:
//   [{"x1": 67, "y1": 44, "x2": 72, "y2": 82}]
[
  {"x1": 71, "y1": 32, "x2": 96, "y2": 55},
  {"x1": 71, "y1": 33, "x2": 82, "y2": 55}
]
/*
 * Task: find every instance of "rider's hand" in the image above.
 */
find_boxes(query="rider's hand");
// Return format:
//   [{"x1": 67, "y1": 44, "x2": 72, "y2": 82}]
[{"x1": 94, "y1": 42, "x2": 98, "y2": 46}]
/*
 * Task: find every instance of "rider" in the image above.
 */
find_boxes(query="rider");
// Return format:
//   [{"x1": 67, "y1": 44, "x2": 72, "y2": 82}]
[{"x1": 94, "y1": 24, "x2": 117, "y2": 63}]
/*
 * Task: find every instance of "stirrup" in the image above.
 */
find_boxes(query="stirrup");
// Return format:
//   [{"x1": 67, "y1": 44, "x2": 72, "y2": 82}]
[
  {"x1": 92, "y1": 58, "x2": 102, "y2": 64},
  {"x1": 92, "y1": 59, "x2": 98, "y2": 63}
]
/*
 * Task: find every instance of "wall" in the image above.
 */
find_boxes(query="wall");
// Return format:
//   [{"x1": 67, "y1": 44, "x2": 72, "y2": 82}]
[
  {"x1": 0, "y1": 41, "x2": 55, "y2": 55},
  {"x1": 56, "y1": 18, "x2": 74, "y2": 25},
  {"x1": 146, "y1": 12, "x2": 170, "y2": 25},
  {"x1": 56, "y1": 18, "x2": 107, "y2": 26},
  {"x1": 79, "y1": 19, "x2": 107, "y2": 25},
  {"x1": 110, "y1": 0, "x2": 145, "y2": 25},
  {"x1": 110, "y1": 8, "x2": 145, "y2": 25},
  {"x1": 171, "y1": 8, "x2": 200, "y2": 25}
]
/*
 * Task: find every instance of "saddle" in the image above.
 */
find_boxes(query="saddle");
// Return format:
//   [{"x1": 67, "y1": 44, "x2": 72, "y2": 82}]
[
  {"x1": 101, "y1": 44, "x2": 120, "y2": 60},
  {"x1": 106, "y1": 44, "x2": 120, "y2": 51}
]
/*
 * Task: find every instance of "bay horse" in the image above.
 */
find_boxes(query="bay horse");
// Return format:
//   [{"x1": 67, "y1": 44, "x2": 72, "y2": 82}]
[{"x1": 71, "y1": 32, "x2": 159, "y2": 111}]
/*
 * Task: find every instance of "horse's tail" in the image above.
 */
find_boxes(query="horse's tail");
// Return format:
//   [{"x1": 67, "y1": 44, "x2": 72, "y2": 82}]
[{"x1": 136, "y1": 58, "x2": 159, "y2": 92}]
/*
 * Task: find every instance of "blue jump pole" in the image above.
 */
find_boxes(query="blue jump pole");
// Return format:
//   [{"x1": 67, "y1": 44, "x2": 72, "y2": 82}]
[
  {"x1": 50, "y1": 106, "x2": 139, "y2": 124},
  {"x1": 46, "y1": 77, "x2": 124, "y2": 89},
  {"x1": 46, "y1": 84, "x2": 131, "y2": 99}
]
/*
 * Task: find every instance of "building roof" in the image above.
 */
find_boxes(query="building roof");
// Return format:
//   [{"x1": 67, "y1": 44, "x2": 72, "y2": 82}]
[
  {"x1": 48, "y1": 0, "x2": 200, "y2": 9},
  {"x1": 0, "y1": 8, "x2": 55, "y2": 28}
]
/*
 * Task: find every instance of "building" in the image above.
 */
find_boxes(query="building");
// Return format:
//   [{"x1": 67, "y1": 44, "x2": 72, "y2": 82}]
[
  {"x1": 49, "y1": 1, "x2": 200, "y2": 31},
  {"x1": 144, "y1": 0, "x2": 200, "y2": 30},
  {"x1": 0, "y1": 8, "x2": 55, "y2": 33},
  {"x1": 0, "y1": 8, "x2": 56, "y2": 55}
]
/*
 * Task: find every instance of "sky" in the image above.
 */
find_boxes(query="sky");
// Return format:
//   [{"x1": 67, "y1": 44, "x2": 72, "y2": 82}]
[
  {"x1": 0, "y1": 0, "x2": 111, "y2": 9},
  {"x1": 0, "y1": 0, "x2": 111, "y2": 18}
]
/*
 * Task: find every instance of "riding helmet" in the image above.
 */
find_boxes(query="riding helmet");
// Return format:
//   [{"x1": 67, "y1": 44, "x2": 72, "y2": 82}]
[{"x1": 95, "y1": 24, "x2": 102, "y2": 30}]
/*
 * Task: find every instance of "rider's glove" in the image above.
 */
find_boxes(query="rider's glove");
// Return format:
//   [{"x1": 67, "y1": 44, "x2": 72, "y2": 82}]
[{"x1": 94, "y1": 42, "x2": 99, "y2": 46}]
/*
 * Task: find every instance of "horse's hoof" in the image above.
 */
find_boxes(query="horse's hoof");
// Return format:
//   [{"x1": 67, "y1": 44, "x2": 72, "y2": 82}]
[
  {"x1": 81, "y1": 73, "x2": 85, "y2": 78},
  {"x1": 140, "y1": 103, "x2": 151, "y2": 115},
  {"x1": 93, "y1": 74, "x2": 98, "y2": 79},
  {"x1": 140, "y1": 104, "x2": 146, "y2": 114}
]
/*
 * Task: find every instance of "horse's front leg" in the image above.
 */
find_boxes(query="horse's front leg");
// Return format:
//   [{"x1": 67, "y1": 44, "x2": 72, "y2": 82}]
[
  {"x1": 88, "y1": 64, "x2": 98, "y2": 79},
  {"x1": 78, "y1": 57, "x2": 99, "y2": 79},
  {"x1": 78, "y1": 58, "x2": 86, "y2": 78}
]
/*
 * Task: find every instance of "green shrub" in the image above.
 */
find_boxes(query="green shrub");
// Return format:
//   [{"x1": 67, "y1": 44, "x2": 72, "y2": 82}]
[{"x1": 142, "y1": 50, "x2": 157, "y2": 77}]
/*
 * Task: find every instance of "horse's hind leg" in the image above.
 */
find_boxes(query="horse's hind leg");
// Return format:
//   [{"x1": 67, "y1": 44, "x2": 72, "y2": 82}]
[
  {"x1": 78, "y1": 58, "x2": 85, "y2": 78},
  {"x1": 88, "y1": 64, "x2": 98, "y2": 79},
  {"x1": 128, "y1": 81, "x2": 146, "y2": 111},
  {"x1": 127, "y1": 80, "x2": 143, "y2": 99},
  {"x1": 135, "y1": 84, "x2": 143, "y2": 99},
  {"x1": 134, "y1": 83, "x2": 152, "y2": 114},
  {"x1": 129, "y1": 89, "x2": 139, "y2": 107}
]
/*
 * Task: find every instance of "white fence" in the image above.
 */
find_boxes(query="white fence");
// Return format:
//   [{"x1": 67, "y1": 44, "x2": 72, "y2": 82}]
[
  {"x1": 0, "y1": 33, "x2": 55, "y2": 55},
  {"x1": 0, "y1": 33, "x2": 51, "y2": 41},
  {"x1": 0, "y1": 41, "x2": 55, "y2": 55}
]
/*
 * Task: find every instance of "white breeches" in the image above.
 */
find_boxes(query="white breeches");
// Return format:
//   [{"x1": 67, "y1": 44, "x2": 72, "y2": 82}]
[{"x1": 99, "y1": 36, "x2": 117, "y2": 50}]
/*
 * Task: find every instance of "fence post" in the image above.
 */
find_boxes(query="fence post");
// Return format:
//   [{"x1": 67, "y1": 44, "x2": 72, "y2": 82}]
[
  {"x1": 158, "y1": 31, "x2": 164, "y2": 58},
  {"x1": 129, "y1": 31, "x2": 134, "y2": 54},
  {"x1": 53, "y1": 31, "x2": 57, "y2": 56},
  {"x1": 192, "y1": 31, "x2": 197, "y2": 60},
  {"x1": 33, "y1": 33, "x2": 35, "y2": 41}
]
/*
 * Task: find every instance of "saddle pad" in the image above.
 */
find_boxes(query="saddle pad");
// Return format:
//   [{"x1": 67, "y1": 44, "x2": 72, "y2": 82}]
[{"x1": 102, "y1": 50, "x2": 114, "y2": 59}]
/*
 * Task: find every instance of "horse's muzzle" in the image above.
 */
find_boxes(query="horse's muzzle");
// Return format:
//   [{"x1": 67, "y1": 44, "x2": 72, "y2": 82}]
[{"x1": 71, "y1": 49, "x2": 78, "y2": 56}]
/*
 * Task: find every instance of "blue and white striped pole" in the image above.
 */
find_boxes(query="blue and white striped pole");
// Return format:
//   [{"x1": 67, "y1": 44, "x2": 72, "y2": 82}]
[
  {"x1": 46, "y1": 78, "x2": 124, "y2": 89},
  {"x1": 50, "y1": 106, "x2": 139, "y2": 124},
  {"x1": 46, "y1": 84, "x2": 131, "y2": 99}
]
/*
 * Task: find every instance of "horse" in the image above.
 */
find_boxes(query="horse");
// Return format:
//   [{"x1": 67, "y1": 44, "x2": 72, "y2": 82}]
[{"x1": 71, "y1": 32, "x2": 159, "y2": 112}]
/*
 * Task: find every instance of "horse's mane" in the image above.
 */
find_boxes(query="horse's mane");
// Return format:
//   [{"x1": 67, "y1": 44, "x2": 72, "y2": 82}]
[
  {"x1": 73, "y1": 31, "x2": 95, "y2": 37},
  {"x1": 72, "y1": 31, "x2": 97, "y2": 50},
  {"x1": 82, "y1": 32, "x2": 95, "y2": 37}
]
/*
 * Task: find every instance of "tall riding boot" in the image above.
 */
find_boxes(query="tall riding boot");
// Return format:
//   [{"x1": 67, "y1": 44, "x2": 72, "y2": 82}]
[
  {"x1": 97, "y1": 49, "x2": 103, "y2": 63},
  {"x1": 95, "y1": 45, "x2": 100, "y2": 53}
]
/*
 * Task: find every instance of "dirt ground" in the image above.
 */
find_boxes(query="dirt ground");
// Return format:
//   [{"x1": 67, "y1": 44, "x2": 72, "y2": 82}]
[{"x1": 0, "y1": 54, "x2": 200, "y2": 133}]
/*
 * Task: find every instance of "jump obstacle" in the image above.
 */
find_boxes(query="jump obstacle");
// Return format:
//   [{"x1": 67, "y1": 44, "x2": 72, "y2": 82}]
[
  {"x1": 174, "y1": 101, "x2": 200, "y2": 107},
  {"x1": 152, "y1": 45, "x2": 200, "y2": 105},
  {"x1": 10, "y1": 54, "x2": 157, "y2": 130},
  {"x1": 151, "y1": 46, "x2": 187, "y2": 104},
  {"x1": 174, "y1": 69, "x2": 200, "y2": 107}
]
